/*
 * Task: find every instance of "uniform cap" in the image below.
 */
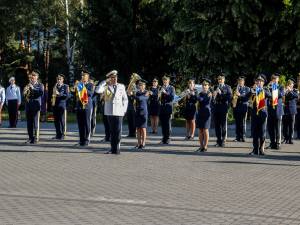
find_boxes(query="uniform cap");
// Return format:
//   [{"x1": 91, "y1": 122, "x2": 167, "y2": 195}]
[
  {"x1": 256, "y1": 74, "x2": 266, "y2": 82},
  {"x1": 202, "y1": 78, "x2": 211, "y2": 84},
  {"x1": 106, "y1": 70, "x2": 118, "y2": 78}
]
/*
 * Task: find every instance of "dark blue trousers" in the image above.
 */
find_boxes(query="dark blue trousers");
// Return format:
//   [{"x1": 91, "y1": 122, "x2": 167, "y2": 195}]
[
  {"x1": 214, "y1": 111, "x2": 227, "y2": 145},
  {"x1": 8, "y1": 99, "x2": 18, "y2": 127},
  {"x1": 107, "y1": 116, "x2": 123, "y2": 154},
  {"x1": 159, "y1": 113, "x2": 172, "y2": 143},
  {"x1": 54, "y1": 106, "x2": 66, "y2": 138},
  {"x1": 77, "y1": 108, "x2": 92, "y2": 145},
  {"x1": 26, "y1": 109, "x2": 40, "y2": 142}
]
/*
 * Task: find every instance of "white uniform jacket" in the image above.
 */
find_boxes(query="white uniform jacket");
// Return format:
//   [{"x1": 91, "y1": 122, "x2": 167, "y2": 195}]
[{"x1": 95, "y1": 81, "x2": 128, "y2": 116}]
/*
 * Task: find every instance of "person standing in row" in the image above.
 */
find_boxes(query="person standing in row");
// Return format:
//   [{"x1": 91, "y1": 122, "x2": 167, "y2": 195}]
[
  {"x1": 232, "y1": 76, "x2": 251, "y2": 142},
  {"x1": 250, "y1": 74, "x2": 271, "y2": 155},
  {"x1": 183, "y1": 78, "x2": 197, "y2": 140},
  {"x1": 196, "y1": 78, "x2": 212, "y2": 152},
  {"x1": 212, "y1": 74, "x2": 232, "y2": 147},
  {"x1": 75, "y1": 71, "x2": 94, "y2": 146},
  {"x1": 282, "y1": 79, "x2": 298, "y2": 144},
  {"x1": 90, "y1": 76, "x2": 99, "y2": 136},
  {"x1": 99, "y1": 79, "x2": 111, "y2": 143},
  {"x1": 52, "y1": 74, "x2": 69, "y2": 140},
  {"x1": 127, "y1": 87, "x2": 136, "y2": 138},
  {"x1": 148, "y1": 78, "x2": 160, "y2": 134},
  {"x1": 134, "y1": 80, "x2": 149, "y2": 149},
  {"x1": 6, "y1": 77, "x2": 21, "y2": 128},
  {"x1": 0, "y1": 83, "x2": 5, "y2": 126},
  {"x1": 267, "y1": 73, "x2": 284, "y2": 150},
  {"x1": 95, "y1": 70, "x2": 128, "y2": 154},
  {"x1": 24, "y1": 70, "x2": 44, "y2": 144},
  {"x1": 159, "y1": 75, "x2": 175, "y2": 144},
  {"x1": 296, "y1": 75, "x2": 300, "y2": 139}
]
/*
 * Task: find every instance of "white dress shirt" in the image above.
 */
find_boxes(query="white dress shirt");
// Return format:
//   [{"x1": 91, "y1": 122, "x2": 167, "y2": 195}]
[
  {"x1": 0, "y1": 86, "x2": 5, "y2": 106},
  {"x1": 6, "y1": 84, "x2": 21, "y2": 105}
]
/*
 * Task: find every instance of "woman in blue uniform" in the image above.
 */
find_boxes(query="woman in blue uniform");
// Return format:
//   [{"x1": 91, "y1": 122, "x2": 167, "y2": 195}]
[
  {"x1": 149, "y1": 78, "x2": 160, "y2": 134},
  {"x1": 282, "y1": 79, "x2": 299, "y2": 144},
  {"x1": 135, "y1": 80, "x2": 150, "y2": 149},
  {"x1": 196, "y1": 78, "x2": 212, "y2": 152},
  {"x1": 184, "y1": 78, "x2": 198, "y2": 140}
]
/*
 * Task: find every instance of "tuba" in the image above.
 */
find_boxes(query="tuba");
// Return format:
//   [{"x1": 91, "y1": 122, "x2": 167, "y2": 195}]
[{"x1": 127, "y1": 73, "x2": 141, "y2": 95}]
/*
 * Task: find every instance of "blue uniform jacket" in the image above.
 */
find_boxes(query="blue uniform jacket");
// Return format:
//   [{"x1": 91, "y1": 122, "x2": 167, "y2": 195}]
[
  {"x1": 212, "y1": 84, "x2": 232, "y2": 113},
  {"x1": 135, "y1": 91, "x2": 149, "y2": 115},
  {"x1": 76, "y1": 82, "x2": 94, "y2": 110},
  {"x1": 54, "y1": 84, "x2": 69, "y2": 109},
  {"x1": 267, "y1": 84, "x2": 284, "y2": 118},
  {"x1": 159, "y1": 85, "x2": 175, "y2": 115},
  {"x1": 197, "y1": 92, "x2": 212, "y2": 112},
  {"x1": 234, "y1": 86, "x2": 251, "y2": 113},
  {"x1": 25, "y1": 82, "x2": 44, "y2": 112},
  {"x1": 284, "y1": 90, "x2": 298, "y2": 115}
]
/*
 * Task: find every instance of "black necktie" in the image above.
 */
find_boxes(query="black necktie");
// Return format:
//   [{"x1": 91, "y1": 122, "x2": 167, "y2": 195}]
[{"x1": 113, "y1": 85, "x2": 117, "y2": 93}]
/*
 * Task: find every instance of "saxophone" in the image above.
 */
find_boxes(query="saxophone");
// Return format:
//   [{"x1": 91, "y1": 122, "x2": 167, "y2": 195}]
[
  {"x1": 232, "y1": 85, "x2": 240, "y2": 108},
  {"x1": 23, "y1": 83, "x2": 32, "y2": 102},
  {"x1": 51, "y1": 84, "x2": 58, "y2": 107}
]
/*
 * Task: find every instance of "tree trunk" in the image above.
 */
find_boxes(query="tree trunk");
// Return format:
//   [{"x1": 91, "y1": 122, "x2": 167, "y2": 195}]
[
  {"x1": 65, "y1": 0, "x2": 75, "y2": 85},
  {"x1": 26, "y1": 31, "x2": 31, "y2": 53},
  {"x1": 19, "y1": 32, "x2": 25, "y2": 50}
]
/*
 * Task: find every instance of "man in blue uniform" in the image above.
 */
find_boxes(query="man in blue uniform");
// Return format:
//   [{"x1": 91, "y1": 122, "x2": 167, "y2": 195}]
[
  {"x1": 267, "y1": 73, "x2": 284, "y2": 150},
  {"x1": 159, "y1": 75, "x2": 175, "y2": 144},
  {"x1": 24, "y1": 70, "x2": 44, "y2": 144},
  {"x1": 90, "y1": 76, "x2": 99, "y2": 136},
  {"x1": 232, "y1": 76, "x2": 251, "y2": 142},
  {"x1": 126, "y1": 90, "x2": 136, "y2": 137},
  {"x1": 250, "y1": 74, "x2": 271, "y2": 155},
  {"x1": 282, "y1": 78, "x2": 298, "y2": 144},
  {"x1": 212, "y1": 74, "x2": 232, "y2": 147},
  {"x1": 52, "y1": 74, "x2": 69, "y2": 140},
  {"x1": 296, "y1": 75, "x2": 300, "y2": 139},
  {"x1": 75, "y1": 71, "x2": 94, "y2": 146}
]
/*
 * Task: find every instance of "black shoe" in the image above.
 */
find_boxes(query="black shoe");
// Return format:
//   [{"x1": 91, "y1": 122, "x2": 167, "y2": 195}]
[
  {"x1": 195, "y1": 147, "x2": 202, "y2": 152},
  {"x1": 233, "y1": 138, "x2": 240, "y2": 142},
  {"x1": 214, "y1": 143, "x2": 220, "y2": 147},
  {"x1": 288, "y1": 140, "x2": 294, "y2": 144},
  {"x1": 105, "y1": 150, "x2": 112, "y2": 154},
  {"x1": 201, "y1": 148, "x2": 207, "y2": 152},
  {"x1": 258, "y1": 151, "x2": 265, "y2": 156},
  {"x1": 241, "y1": 138, "x2": 246, "y2": 142},
  {"x1": 249, "y1": 151, "x2": 257, "y2": 156}
]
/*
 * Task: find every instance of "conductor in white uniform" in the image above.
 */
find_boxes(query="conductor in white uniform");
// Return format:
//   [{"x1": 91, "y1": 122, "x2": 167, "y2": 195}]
[{"x1": 95, "y1": 70, "x2": 128, "y2": 154}]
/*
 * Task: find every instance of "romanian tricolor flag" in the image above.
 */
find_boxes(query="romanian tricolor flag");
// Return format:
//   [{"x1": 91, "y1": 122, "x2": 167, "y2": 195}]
[
  {"x1": 77, "y1": 82, "x2": 88, "y2": 107},
  {"x1": 271, "y1": 83, "x2": 279, "y2": 108},
  {"x1": 256, "y1": 87, "x2": 265, "y2": 114}
]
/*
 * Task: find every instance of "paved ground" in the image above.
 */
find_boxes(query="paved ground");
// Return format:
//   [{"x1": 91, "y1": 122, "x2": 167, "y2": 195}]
[{"x1": 0, "y1": 121, "x2": 300, "y2": 225}]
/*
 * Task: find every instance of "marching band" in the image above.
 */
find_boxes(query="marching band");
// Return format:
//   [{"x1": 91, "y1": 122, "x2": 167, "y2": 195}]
[{"x1": 1, "y1": 69, "x2": 300, "y2": 156}]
